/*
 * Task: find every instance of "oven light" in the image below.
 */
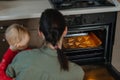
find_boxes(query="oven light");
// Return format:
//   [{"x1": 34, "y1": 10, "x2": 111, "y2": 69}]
[{"x1": 66, "y1": 33, "x2": 88, "y2": 37}]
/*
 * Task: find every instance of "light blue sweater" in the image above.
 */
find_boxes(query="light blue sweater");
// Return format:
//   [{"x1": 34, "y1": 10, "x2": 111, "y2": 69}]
[{"x1": 6, "y1": 46, "x2": 84, "y2": 80}]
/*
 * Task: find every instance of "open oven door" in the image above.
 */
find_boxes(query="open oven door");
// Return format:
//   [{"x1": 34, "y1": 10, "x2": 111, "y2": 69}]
[{"x1": 62, "y1": 24, "x2": 120, "y2": 80}]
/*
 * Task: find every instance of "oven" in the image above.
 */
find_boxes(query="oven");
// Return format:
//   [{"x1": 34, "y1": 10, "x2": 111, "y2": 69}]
[
  {"x1": 61, "y1": 12, "x2": 120, "y2": 80},
  {"x1": 63, "y1": 24, "x2": 108, "y2": 65}
]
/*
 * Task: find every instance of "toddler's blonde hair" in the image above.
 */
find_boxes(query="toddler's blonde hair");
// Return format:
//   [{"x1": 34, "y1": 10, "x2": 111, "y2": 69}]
[{"x1": 5, "y1": 24, "x2": 30, "y2": 45}]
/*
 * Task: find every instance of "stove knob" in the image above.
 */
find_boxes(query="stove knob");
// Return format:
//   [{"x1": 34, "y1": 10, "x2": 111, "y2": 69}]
[
  {"x1": 83, "y1": 18, "x2": 87, "y2": 24},
  {"x1": 52, "y1": 0, "x2": 63, "y2": 4}
]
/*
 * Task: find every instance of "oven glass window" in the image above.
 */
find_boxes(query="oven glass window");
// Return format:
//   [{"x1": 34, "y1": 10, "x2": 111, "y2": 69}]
[
  {"x1": 63, "y1": 28, "x2": 106, "y2": 50},
  {"x1": 63, "y1": 32, "x2": 102, "y2": 49}
]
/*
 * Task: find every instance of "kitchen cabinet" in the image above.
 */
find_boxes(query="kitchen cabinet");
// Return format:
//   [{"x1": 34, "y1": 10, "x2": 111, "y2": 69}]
[
  {"x1": 0, "y1": 26, "x2": 9, "y2": 60},
  {"x1": 0, "y1": 33, "x2": 9, "y2": 61}
]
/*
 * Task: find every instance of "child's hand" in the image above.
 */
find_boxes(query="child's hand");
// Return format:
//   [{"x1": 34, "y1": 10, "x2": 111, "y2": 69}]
[
  {"x1": 9, "y1": 45, "x2": 18, "y2": 51},
  {"x1": 10, "y1": 42, "x2": 28, "y2": 51}
]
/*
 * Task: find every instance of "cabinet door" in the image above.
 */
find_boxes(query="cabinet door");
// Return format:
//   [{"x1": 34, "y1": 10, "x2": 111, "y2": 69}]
[
  {"x1": 0, "y1": 33, "x2": 9, "y2": 61},
  {"x1": 0, "y1": 26, "x2": 8, "y2": 33}
]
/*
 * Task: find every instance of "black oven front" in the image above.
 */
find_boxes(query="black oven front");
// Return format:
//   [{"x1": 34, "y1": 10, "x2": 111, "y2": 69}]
[
  {"x1": 63, "y1": 12, "x2": 116, "y2": 65},
  {"x1": 63, "y1": 24, "x2": 109, "y2": 65},
  {"x1": 62, "y1": 12, "x2": 120, "y2": 80}
]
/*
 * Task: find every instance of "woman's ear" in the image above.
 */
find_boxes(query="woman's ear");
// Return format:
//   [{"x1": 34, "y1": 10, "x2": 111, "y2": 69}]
[
  {"x1": 38, "y1": 30, "x2": 45, "y2": 40},
  {"x1": 38, "y1": 30, "x2": 42, "y2": 37},
  {"x1": 38, "y1": 27, "x2": 41, "y2": 37},
  {"x1": 63, "y1": 26, "x2": 68, "y2": 37}
]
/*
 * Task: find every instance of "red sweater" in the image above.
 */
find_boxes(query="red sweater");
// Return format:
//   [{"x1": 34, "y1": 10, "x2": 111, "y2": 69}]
[{"x1": 0, "y1": 48, "x2": 19, "y2": 80}]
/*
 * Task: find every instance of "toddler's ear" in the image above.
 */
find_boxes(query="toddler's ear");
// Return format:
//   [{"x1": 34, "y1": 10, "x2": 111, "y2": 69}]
[{"x1": 7, "y1": 39, "x2": 16, "y2": 46}]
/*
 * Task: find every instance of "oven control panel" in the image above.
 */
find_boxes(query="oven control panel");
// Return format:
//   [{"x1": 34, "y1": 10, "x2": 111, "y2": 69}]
[{"x1": 64, "y1": 12, "x2": 116, "y2": 27}]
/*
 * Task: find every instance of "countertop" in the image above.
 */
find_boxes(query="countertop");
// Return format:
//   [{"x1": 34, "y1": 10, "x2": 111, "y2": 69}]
[{"x1": 0, "y1": 0, "x2": 120, "y2": 21}]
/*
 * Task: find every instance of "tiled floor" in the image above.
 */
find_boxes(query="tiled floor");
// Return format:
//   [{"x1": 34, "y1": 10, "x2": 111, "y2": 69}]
[{"x1": 82, "y1": 65, "x2": 115, "y2": 80}]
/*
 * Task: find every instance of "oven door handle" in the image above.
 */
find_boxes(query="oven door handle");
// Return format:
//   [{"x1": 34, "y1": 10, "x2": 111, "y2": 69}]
[{"x1": 66, "y1": 33, "x2": 88, "y2": 37}]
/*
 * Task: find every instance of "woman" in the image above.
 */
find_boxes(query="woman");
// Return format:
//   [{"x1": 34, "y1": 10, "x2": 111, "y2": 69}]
[{"x1": 6, "y1": 9, "x2": 84, "y2": 80}]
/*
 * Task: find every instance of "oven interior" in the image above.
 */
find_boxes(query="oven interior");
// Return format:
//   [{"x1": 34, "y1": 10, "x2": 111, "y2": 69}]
[{"x1": 63, "y1": 25, "x2": 108, "y2": 65}]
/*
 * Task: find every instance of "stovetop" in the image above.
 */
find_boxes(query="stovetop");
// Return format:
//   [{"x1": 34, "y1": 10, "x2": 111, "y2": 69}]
[{"x1": 50, "y1": 0, "x2": 115, "y2": 10}]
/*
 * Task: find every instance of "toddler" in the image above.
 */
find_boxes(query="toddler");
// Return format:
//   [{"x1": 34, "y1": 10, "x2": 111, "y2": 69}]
[{"x1": 0, "y1": 24, "x2": 30, "y2": 80}]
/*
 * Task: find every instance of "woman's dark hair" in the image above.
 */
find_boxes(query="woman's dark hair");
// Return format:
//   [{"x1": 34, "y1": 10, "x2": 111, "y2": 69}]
[{"x1": 39, "y1": 9, "x2": 69, "y2": 71}]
